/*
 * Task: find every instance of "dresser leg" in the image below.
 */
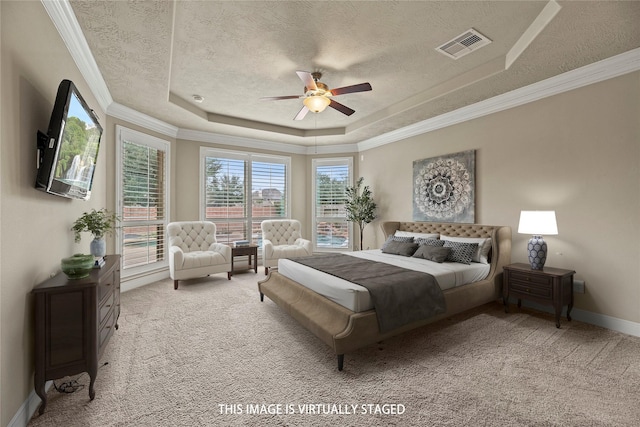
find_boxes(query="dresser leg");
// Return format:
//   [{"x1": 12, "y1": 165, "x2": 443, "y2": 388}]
[
  {"x1": 89, "y1": 371, "x2": 96, "y2": 400},
  {"x1": 34, "y1": 377, "x2": 47, "y2": 415}
]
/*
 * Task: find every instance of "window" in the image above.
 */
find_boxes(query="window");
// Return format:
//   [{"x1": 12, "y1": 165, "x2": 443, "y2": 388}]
[
  {"x1": 116, "y1": 126, "x2": 170, "y2": 275},
  {"x1": 312, "y1": 158, "x2": 353, "y2": 251},
  {"x1": 200, "y1": 147, "x2": 290, "y2": 247}
]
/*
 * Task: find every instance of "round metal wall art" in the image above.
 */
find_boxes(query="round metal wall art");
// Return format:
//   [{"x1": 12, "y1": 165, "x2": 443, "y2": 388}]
[
  {"x1": 414, "y1": 159, "x2": 472, "y2": 219},
  {"x1": 412, "y1": 150, "x2": 475, "y2": 223}
]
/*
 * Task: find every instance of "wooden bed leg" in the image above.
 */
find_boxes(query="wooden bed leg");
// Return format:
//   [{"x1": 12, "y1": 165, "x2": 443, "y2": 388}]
[
  {"x1": 174, "y1": 280, "x2": 178, "y2": 290},
  {"x1": 337, "y1": 354, "x2": 344, "y2": 371},
  {"x1": 260, "y1": 292, "x2": 264, "y2": 302}
]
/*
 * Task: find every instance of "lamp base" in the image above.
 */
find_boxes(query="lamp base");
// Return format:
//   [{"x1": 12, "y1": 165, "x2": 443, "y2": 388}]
[{"x1": 527, "y1": 235, "x2": 547, "y2": 270}]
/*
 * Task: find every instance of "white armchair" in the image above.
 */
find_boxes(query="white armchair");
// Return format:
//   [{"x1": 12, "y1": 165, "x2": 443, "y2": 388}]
[
  {"x1": 260, "y1": 219, "x2": 312, "y2": 274},
  {"x1": 167, "y1": 221, "x2": 232, "y2": 289}
]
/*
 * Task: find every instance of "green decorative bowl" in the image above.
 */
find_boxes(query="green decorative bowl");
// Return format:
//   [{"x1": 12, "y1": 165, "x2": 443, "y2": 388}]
[{"x1": 61, "y1": 254, "x2": 94, "y2": 279}]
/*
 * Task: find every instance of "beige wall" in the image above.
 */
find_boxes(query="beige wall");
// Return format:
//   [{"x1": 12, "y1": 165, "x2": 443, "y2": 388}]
[
  {"x1": 359, "y1": 71, "x2": 640, "y2": 323},
  {"x1": 1, "y1": 2, "x2": 109, "y2": 425}
]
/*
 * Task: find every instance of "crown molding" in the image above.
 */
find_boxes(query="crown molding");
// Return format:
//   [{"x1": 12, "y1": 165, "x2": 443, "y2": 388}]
[
  {"x1": 107, "y1": 102, "x2": 179, "y2": 138},
  {"x1": 358, "y1": 47, "x2": 640, "y2": 151},
  {"x1": 176, "y1": 129, "x2": 310, "y2": 155},
  {"x1": 41, "y1": 0, "x2": 112, "y2": 112}
]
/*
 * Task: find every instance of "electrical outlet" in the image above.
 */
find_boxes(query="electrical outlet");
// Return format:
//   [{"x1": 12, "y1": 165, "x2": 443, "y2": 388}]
[{"x1": 573, "y1": 279, "x2": 585, "y2": 293}]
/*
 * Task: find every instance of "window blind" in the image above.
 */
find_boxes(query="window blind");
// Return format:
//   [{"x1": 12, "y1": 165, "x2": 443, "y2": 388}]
[
  {"x1": 313, "y1": 159, "x2": 352, "y2": 250},
  {"x1": 120, "y1": 140, "x2": 167, "y2": 270},
  {"x1": 203, "y1": 150, "x2": 289, "y2": 246}
]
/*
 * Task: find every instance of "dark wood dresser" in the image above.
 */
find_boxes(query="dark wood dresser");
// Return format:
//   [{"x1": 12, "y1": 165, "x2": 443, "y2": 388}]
[
  {"x1": 503, "y1": 262, "x2": 575, "y2": 328},
  {"x1": 32, "y1": 254, "x2": 121, "y2": 414}
]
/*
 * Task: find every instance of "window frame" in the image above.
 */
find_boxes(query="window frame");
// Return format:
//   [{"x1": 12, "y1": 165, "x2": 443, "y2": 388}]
[
  {"x1": 115, "y1": 125, "x2": 171, "y2": 278},
  {"x1": 199, "y1": 147, "x2": 291, "y2": 247},
  {"x1": 311, "y1": 157, "x2": 353, "y2": 252}
]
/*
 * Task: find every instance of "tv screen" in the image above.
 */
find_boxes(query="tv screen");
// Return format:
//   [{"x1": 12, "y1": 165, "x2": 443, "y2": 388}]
[{"x1": 36, "y1": 79, "x2": 103, "y2": 201}]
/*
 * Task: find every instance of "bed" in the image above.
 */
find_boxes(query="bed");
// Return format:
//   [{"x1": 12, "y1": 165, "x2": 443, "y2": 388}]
[{"x1": 258, "y1": 221, "x2": 512, "y2": 370}]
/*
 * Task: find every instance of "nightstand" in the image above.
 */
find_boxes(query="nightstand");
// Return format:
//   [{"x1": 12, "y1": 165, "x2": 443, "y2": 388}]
[{"x1": 503, "y1": 263, "x2": 575, "y2": 328}]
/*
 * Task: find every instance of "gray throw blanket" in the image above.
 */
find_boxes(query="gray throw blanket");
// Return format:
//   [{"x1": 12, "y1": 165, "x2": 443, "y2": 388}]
[{"x1": 290, "y1": 253, "x2": 446, "y2": 333}]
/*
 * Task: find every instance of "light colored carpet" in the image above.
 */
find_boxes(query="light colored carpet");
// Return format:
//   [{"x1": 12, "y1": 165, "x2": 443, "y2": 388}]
[{"x1": 28, "y1": 270, "x2": 640, "y2": 426}]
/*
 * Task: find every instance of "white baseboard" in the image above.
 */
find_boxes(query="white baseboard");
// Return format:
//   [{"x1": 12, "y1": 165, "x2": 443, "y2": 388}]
[
  {"x1": 518, "y1": 301, "x2": 640, "y2": 337},
  {"x1": 8, "y1": 381, "x2": 51, "y2": 427},
  {"x1": 121, "y1": 269, "x2": 170, "y2": 293}
]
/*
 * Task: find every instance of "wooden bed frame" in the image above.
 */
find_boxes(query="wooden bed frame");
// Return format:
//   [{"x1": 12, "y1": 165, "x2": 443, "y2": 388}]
[{"x1": 258, "y1": 221, "x2": 512, "y2": 370}]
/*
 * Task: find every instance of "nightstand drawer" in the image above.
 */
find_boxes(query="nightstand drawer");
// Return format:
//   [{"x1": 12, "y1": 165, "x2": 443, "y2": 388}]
[
  {"x1": 509, "y1": 270, "x2": 552, "y2": 286},
  {"x1": 509, "y1": 281, "x2": 552, "y2": 299}
]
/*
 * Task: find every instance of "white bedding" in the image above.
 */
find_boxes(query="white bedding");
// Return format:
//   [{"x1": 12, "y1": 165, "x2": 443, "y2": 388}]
[{"x1": 277, "y1": 250, "x2": 490, "y2": 312}]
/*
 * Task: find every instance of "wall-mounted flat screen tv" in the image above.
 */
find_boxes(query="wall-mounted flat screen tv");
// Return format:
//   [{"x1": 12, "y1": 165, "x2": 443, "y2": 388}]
[{"x1": 36, "y1": 79, "x2": 103, "y2": 201}]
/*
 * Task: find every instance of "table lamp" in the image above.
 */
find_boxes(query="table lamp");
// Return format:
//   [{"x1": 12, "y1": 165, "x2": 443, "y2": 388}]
[{"x1": 518, "y1": 211, "x2": 558, "y2": 270}]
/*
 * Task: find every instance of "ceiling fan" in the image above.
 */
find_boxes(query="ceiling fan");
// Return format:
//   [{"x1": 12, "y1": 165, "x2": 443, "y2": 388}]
[{"x1": 261, "y1": 71, "x2": 372, "y2": 120}]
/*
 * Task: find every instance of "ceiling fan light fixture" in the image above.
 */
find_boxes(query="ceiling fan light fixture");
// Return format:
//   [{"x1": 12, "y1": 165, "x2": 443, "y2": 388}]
[{"x1": 303, "y1": 95, "x2": 330, "y2": 113}]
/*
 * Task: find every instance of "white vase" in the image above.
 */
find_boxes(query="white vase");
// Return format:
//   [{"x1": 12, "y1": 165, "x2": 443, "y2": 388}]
[{"x1": 90, "y1": 237, "x2": 106, "y2": 258}]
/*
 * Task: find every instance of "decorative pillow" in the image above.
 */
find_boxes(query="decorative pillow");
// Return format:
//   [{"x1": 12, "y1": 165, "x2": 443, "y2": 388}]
[
  {"x1": 443, "y1": 241, "x2": 478, "y2": 265},
  {"x1": 394, "y1": 231, "x2": 440, "y2": 240},
  {"x1": 415, "y1": 238, "x2": 445, "y2": 247},
  {"x1": 381, "y1": 235, "x2": 414, "y2": 250},
  {"x1": 412, "y1": 245, "x2": 451, "y2": 263},
  {"x1": 381, "y1": 240, "x2": 419, "y2": 257},
  {"x1": 440, "y1": 235, "x2": 492, "y2": 264}
]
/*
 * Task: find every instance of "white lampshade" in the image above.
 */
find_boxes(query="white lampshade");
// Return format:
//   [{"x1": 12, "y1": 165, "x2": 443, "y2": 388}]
[
  {"x1": 303, "y1": 95, "x2": 330, "y2": 113},
  {"x1": 518, "y1": 211, "x2": 558, "y2": 235}
]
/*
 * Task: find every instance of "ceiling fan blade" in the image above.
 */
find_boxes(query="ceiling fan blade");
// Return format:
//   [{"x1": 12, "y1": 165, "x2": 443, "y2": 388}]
[
  {"x1": 260, "y1": 95, "x2": 303, "y2": 101},
  {"x1": 294, "y1": 105, "x2": 310, "y2": 120},
  {"x1": 296, "y1": 71, "x2": 317, "y2": 91},
  {"x1": 330, "y1": 82, "x2": 372, "y2": 96},
  {"x1": 328, "y1": 99, "x2": 355, "y2": 116}
]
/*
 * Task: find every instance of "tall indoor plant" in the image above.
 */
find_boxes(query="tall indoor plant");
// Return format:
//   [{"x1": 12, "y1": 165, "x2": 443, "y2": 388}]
[
  {"x1": 72, "y1": 208, "x2": 119, "y2": 257},
  {"x1": 345, "y1": 177, "x2": 377, "y2": 251}
]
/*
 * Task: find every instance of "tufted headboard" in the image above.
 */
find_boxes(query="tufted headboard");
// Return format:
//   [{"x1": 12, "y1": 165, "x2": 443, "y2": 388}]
[{"x1": 381, "y1": 221, "x2": 512, "y2": 281}]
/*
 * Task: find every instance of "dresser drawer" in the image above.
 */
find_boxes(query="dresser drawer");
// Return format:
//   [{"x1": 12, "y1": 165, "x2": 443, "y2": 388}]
[
  {"x1": 98, "y1": 307, "x2": 116, "y2": 349},
  {"x1": 97, "y1": 271, "x2": 116, "y2": 303},
  {"x1": 99, "y1": 291, "x2": 115, "y2": 325}
]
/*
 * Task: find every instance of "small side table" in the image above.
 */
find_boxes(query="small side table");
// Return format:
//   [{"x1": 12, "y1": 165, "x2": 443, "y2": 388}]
[
  {"x1": 503, "y1": 263, "x2": 575, "y2": 328},
  {"x1": 231, "y1": 244, "x2": 258, "y2": 275}
]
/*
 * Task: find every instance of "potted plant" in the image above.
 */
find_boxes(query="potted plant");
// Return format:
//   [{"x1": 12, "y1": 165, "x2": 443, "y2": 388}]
[
  {"x1": 345, "y1": 177, "x2": 377, "y2": 251},
  {"x1": 72, "y1": 208, "x2": 119, "y2": 257}
]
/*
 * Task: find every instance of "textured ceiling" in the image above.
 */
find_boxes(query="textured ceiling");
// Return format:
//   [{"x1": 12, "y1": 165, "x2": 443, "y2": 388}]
[{"x1": 68, "y1": 0, "x2": 640, "y2": 147}]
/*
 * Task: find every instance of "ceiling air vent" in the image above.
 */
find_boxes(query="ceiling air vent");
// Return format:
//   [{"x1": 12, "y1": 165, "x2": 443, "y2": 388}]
[{"x1": 436, "y1": 28, "x2": 492, "y2": 60}]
